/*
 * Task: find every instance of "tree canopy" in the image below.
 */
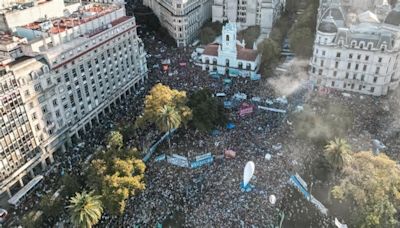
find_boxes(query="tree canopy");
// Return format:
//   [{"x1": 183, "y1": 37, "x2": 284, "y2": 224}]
[
  {"x1": 68, "y1": 191, "x2": 104, "y2": 228},
  {"x1": 324, "y1": 138, "x2": 352, "y2": 172},
  {"x1": 86, "y1": 132, "x2": 145, "y2": 215},
  {"x1": 237, "y1": 26, "x2": 260, "y2": 48},
  {"x1": 331, "y1": 151, "x2": 400, "y2": 227},
  {"x1": 188, "y1": 89, "x2": 228, "y2": 132},
  {"x1": 199, "y1": 20, "x2": 223, "y2": 44},
  {"x1": 257, "y1": 38, "x2": 281, "y2": 75},
  {"x1": 287, "y1": 1, "x2": 318, "y2": 58},
  {"x1": 136, "y1": 83, "x2": 192, "y2": 132}
]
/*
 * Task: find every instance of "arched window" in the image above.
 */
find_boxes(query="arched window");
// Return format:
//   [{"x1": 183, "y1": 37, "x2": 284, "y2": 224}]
[
  {"x1": 226, "y1": 59, "x2": 230, "y2": 67},
  {"x1": 226, "y1": 35, "x2": 230, "y2": 41}
]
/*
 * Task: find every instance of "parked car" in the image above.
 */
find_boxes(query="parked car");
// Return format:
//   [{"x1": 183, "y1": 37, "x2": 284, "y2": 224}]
[{"x1": 0, "y1": 208, "x2": 9, "y2": 223}]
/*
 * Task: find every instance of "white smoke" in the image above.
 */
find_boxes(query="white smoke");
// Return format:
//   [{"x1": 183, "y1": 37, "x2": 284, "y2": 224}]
[{"x1": 267, "y1": 58, "x2": 310, "y2": 96}]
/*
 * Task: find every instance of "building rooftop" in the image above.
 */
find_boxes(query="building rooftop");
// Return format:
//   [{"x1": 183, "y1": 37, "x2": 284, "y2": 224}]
[
  {"x1": 0, "y1": 0, "x2": 52, "y2": 14},
  {"x1": 203, "y1": 43, "x2": 259, "y2": 61},
  {"x1": 21, "y1": 3, "x2": 120, "y2": 34}
]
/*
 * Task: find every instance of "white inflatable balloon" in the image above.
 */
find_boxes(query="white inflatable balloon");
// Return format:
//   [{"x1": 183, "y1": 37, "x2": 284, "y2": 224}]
[
  {"x1": 243, "y1": 161, "x2": 255, "y2": 187},
  {"x1": 269, "y1": 195, "x2": 276, "y2": 205}
]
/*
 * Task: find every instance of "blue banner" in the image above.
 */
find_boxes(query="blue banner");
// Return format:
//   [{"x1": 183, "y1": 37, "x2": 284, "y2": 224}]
[{"x1": 190, "y1": 156, "x2": 213, "y2": 168}]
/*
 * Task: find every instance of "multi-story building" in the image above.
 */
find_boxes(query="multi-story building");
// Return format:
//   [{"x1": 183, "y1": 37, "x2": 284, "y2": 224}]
[
  {"x1": 143, "y1": 0, "x2": 213, "y2": 47},
  {"x1": 0, "y1": 1, "x2": 147, "y2": 198},
  {"x1": 212, "y1": 0, "x2": 285, "y2": 33},
  {"x1": 309, "y1": 1, "x2": 400, "y2": 96},
  {"x1": 200, "y1": 22, "x2": 261, "y2": 76}
]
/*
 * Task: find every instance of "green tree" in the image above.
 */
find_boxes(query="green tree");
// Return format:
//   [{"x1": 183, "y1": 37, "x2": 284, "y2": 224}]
[
  {"x1": 331, "y1": 151, "x2": 400, "y2": 227},
  {"x1": 288, "y1": 27, "x2": 314, "y2": 57},
  {"x1": 188, "y1": 89, "x2": 228, "y2": 132},
  {"x1": 324, "y1": 138, "x2": 352, "y2": 172},
  {"x1": 60, "y1": 174, "x2": 81, "y2": 198},
  {"x1": 21, "y1": 211, "x2": 43, "y2": 228},
  {"x1": 86, "y1": 136, "x2": 146, "y2": 216},
  {"x1": 136, "y1": 83, "x2": 192, "y2": 133},
  {"x1": 39, "y1": 193, "x2": 63, "y2": 221},
  {"x1": 287, "y1": 0, "x2": 318, "y2": 58},
  {"x1": 106, "y1": 131, "x2": 123, "y2": 149},
  {"x1": 156, "y1": 105, "x2": 182, "y2": 148},
  {"x1": 200, "y1": 27, "x2": 217, "y2": 44},
  {"x1": 199, "y1": 20, "x2": 223, "y2": 44},
  {"x1": 237, "y1": 26, "x2": 260, "y2": 48},
  {"x1": 258, "y1": 38, "x2": 281, "y2": 75},
  {"x1": 68, "y1": 191, "x2": 104, "y2": 228}
]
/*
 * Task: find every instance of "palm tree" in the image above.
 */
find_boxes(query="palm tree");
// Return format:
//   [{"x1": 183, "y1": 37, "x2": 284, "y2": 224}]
[
  {"x1": 324, "y1": 138, "x2": 352, "y2": 172},
  {"x1": 156, "y1": 105, "x2": 181, "y2": 148},
  {"x1": 68, "y1": 191, "x2": 103, "y2": 228}
]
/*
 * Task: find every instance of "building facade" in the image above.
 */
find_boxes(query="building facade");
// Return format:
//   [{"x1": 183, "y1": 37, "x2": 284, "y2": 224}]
[
  {"x1": 0, "y1": 2, "x2": 147, "y2": 197},
  {"x1": 200, "y1": 23, "x2": 261, "y2": 76},
  {"x1": 309, "y1": 2, "x2": 400, "y2": 96},
  {"x1": 212, "y1": 0, "x2": 285, "y2": 33},
  {"x1": 143, "y1": 0, "x2": 213, "y2": 47}
]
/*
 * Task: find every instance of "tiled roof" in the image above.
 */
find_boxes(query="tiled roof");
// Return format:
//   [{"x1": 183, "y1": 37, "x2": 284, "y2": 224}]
[
  {"x1": 203, "y1": 43, "x2": 259, "y2": 61},
  {"x1": 203, "y1": 44, "x2": 219, "y2": 56}
]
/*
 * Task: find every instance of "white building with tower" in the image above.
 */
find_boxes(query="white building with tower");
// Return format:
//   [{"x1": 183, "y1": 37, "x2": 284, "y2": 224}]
[
  {"x1": 212, "y1": 0, "x2": 286, "y2": 33},
  {"x1": 200, "y1": 22, "x2": 261, "y2": 76}
]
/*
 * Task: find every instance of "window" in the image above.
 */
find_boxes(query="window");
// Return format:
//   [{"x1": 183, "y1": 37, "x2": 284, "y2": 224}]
[
  {"x1": 345, "y1": 73, "x2": 349, "y2": 79},
  {"x1": 322, "y1": 51, "x2": 326, "y2": 56},
  {"x1": 333, "y1": 71, "x2": 337, "y2": 77},
  {"x1": 365, "y1": 56, "x2": 369, "y2": 61},
  {"x1": 361, "y1": 75, "x2": 365, "y2": 81},
  {"x1": 355, "y1": 64, "x2": 359, "y2": 70},
  {"x1": 335, "y1": 61, "x2": 339, "y2": 68},
  {"x1": 347, "y1": 63, "x2": 351, "y2": 69},
  {"x1": 368, "y1": 44, "x2": 372, "y2": 50},
  {"x1": 331, "y1": 81, "x2": 335, "y2": 87},
  {"x1": 375, "y1": 67, "x2": 380, "y2": 74},
  {"x1": 320, "y1": 60, "x2": 324, "y2": 67},
  {"x1": 226, "y1": 35, "x2": 230, "y2": 42},
  {"x1": 359, "y1": 85, "x2": 362, "y2": 90},
  {"x1": 349, "y1": 54, "x2": 353, "y2": 59},
  {"x1": 357, "y1": 54, "x2": 361, "y2": 60},
  {"x1": 370, "y1": 87, "x2": 375, "y2": 92},
  {"x1": 353, "y1": 74, "x2": 357, "y2": 80},
  {"x1": 336, "y1": 52, "x2": 341, "y2": 58},
  {"x1": 318, "y1": 69, "x2": 323, "y2": 75},
  {"x1": 363, "y1": 65, "x2": 367, "y2": 71},
  {"x1": 52, "y1": 99, "x2": 58, "y2": 106},
  {"x1": 373, "y1": 77, "x2": 378, "y2": 83},
  {"x1": 64, "y1": 73, "x2": 70, "y2": 82},
  {"x1": 378, "y1": 57, "x2": 383, "y2": 63}
]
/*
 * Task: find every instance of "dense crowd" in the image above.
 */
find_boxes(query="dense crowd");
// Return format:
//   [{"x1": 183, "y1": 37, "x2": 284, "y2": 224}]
[{"x1": 9, "y1": 23, "x2": 400, "y2": 228}]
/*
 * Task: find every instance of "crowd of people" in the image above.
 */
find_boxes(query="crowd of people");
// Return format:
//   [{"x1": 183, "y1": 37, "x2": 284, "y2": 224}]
[
  {"x1": 9, "y1": 22, "x2": 400, "y2": 228},
  {"x1": 105, "y1": 27, "x2": 335, "y2": 227}
]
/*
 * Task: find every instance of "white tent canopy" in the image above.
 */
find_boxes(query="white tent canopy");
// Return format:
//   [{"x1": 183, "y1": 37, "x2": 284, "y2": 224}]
[{"x1": 8, "y1": 175, "x2": 43, "y2": 207}]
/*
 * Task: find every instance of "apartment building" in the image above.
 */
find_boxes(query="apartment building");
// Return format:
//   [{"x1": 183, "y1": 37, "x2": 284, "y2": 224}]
[
  {"x1": 309, "y1": 2, "x2": 400, "y2": 96},
  {"x1": 143, "y1": 0, "x2": 213, "y2": 47},
  {"x1": 212, "y1": 0, "x2": 285, "y2": 33},
  {"x1": 0, "y1": 1, "x2": 147, "y2": 197}
]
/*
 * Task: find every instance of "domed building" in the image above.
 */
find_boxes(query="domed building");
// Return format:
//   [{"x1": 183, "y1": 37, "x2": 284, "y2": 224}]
[
  {"x1": 384, "y1": 4, "x2": 400, "y2": 26},
  {"x1": 309, "y1": 1, "x2": 400, "y2": 96}
]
